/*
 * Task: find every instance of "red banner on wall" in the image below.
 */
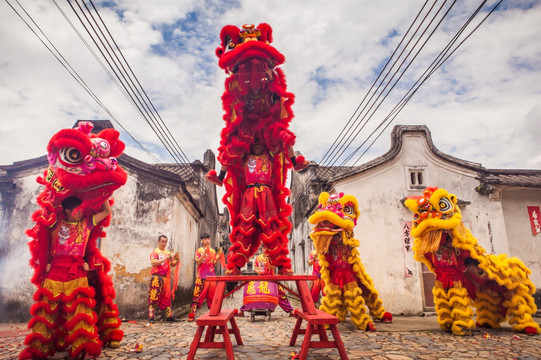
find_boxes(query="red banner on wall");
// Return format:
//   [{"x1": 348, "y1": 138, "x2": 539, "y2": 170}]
[{"x1": 527, "y1": 206, "x2": 541, "y2": 236}]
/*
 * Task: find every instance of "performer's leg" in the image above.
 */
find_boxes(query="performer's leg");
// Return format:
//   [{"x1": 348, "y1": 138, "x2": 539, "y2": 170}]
[
  {"x1": 197, "y1": 280, "x2": 210, "y2": 308},
  {"x1": 157, "y1": 277, "x2": 176, "y2": 320},
  {"x1": 358, "y1": 283, "x2": 389, "y2": 322},
  {"x1": 95, "y1": 301, "x2": 123, "y2": 347},
  {"x1": 319, "y1": 283, "x2": 344, "y2": 320},
  {"x1": 474, "y1": 288, "x2": 504, "y2": 329},
  {"x1": 448, "y1": 283, "x2": 474, "y2": 336},
  {"x1": 433, "y1": 281, "x2": 454, "y2": 332},
  {"x1": 148, "y1": 305, "x2": 156, "y2": 322},
  {"x1": 277, "y1": 285, "x2": 294, "y2": 314},
  {"x1": 20, "y1": 284, "x2": 60, "y2": 359},
  {"x1": 228, "y1": 190, "x2": 260, "y2": 271},
  {"x1": 205, "y1": 280, "x2": 217, "y2": 309},
  {"x1": 257, "y1": 189, "x2": 291, "y2": 271},
  {"x1": 63, "y1": 278, "x2": 102, "y2": 359},
  {"x1": 148, "y1": 275, "x2": 164, "y2": 322},
  {"x1": 344, "y1": 282, "x2": 373, "y2": 331},
  {"x1": 92, "y1": 272, "x2": 123, "y2": 347},
  {"x1": 188, "y1": 278, "x2": 204, "y2": 320},
  {"x1": 505, "y1": 292, "x2": 541, "y2": 334}
]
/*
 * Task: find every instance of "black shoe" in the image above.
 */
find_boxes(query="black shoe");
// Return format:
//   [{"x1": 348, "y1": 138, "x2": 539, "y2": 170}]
[
  {"x1": 149, "y1": 318, "x2": 155, "y2": 324},
  {"x1": 166, "y1": 316, "x2": 180, "y2": 322}
]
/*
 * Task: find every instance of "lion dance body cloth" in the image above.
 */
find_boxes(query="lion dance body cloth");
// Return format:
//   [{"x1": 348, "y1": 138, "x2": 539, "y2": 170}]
[
  {"x1": 308, "y1": 192, "x2": 392, "y2": 331},
  {"x1": 213, "y1": 23, "x2": 305, "y2": 272},
  {"x1": 20, "y1": 122, "x2": 127, "y2": 359},
  {"x1": 404, "y1": 187, "x2": 540, "y2": 336}
]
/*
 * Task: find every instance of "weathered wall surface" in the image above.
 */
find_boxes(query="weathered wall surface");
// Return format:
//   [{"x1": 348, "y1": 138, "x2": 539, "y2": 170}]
[
  {"x1": 500, "y1": 189, "x2": 541, "y2": 286},
  {"x1": 0, "y1": 164, "x2": 46, "y2": 321}
]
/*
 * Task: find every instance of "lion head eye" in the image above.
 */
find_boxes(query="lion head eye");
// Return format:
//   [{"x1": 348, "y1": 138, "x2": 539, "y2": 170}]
[
  {"x1": 59, "y1": 147, "x2": 82, "y2": 165},
  {"x1": 438, "y1": 198, "x2": 453, "y2": 212},
  {"x1": 343, "y1": 204, "x2": 355, "y2": 216}
]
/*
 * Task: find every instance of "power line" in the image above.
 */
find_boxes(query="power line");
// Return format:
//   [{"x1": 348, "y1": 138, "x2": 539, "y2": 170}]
[
  {"x1": 316, "y1": 0, "x2": 437, "y2": 178},
  {"x1": 337, "y1": 0, "x2": 458, "y2": 167},
  {"x1": 347, "y1": 0, "x2": 501, "y2": 169},
  {"x1": 292, "y1": 0, "x2": 500, "y2": 219},
  {"x1": 318, "y1": 0, "x2": 453, "y2": 180},
  {"x1": 64, "y1": 0, "x2": 196, "y2": 180},
  {"x1": 4, "y1": 0, "x2": 161, "y2": 164},
  {"x1": 291, "y1": 0, "x2": 453, "y2": 218}
]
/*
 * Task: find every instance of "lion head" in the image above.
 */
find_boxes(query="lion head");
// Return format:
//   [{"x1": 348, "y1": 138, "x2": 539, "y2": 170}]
[
  {"x1": 45, "y1": 121, "x2": 127, "y2": 210},
  {"x1": 308, "y1": 192, "x2": 360, "y2": 254}
]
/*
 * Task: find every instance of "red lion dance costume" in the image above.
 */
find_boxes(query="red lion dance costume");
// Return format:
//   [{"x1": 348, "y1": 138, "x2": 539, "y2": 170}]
[
  {"x1": 20, "y1": 122, "x2": 127, "y2": 359},
  {"x1": 207, "y1": 24, "x2": 306, "y2": 274}
]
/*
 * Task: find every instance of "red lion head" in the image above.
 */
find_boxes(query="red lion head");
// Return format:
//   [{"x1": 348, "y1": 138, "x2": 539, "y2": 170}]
[{"x1": 44, "y1": 121, "x2": 127, "y2": 212}]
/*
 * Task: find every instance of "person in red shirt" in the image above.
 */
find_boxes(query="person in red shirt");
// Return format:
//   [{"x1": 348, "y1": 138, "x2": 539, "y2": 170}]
[
  {"x1": 188, "y1": 234, "x2": 221, "y2": 321},
  {"x1": 308, "y1": 249, "x2": 324, "y2": 304},
  {"x1": 148, "y1": 235, "x2": 180, "y2": 323}
]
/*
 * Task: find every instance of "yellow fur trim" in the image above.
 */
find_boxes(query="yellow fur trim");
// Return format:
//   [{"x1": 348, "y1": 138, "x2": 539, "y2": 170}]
[{"x1": 405, "y1": 187, "x2": 540, "y2": 335}]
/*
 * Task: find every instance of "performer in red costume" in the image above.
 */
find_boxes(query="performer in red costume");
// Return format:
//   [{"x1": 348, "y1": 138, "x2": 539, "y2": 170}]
[
  {"x1": 21, "y1": 197, "x2": 110, "y2": 359},
  {"x1": 148, "y1": 235, "x2": 180, "y2": 323},
  {"x1": 20, "y1": 121, "x2": 126, "y2": 360},
  {"x1": 206, "y1": 23, "x2": 308, "y2": 276},
  {"x1": 188, "y1": 234, "x2": 221, "y2": 321},
  {"x1": 308, "y1": 249, "x2": 324, "y2": 304}
]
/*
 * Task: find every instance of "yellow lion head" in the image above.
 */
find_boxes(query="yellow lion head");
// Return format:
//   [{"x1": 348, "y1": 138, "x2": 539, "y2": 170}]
[
  {"x1": 404, "y1": 186, "x2": 462, "y2": 239},
  {"x1": 308, "y1": 192, "x2": 360, "y2": 254}
]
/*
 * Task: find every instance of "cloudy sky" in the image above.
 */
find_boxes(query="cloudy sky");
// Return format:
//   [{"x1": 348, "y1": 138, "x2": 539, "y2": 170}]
[{"x1": 1, "y1": 0, "x2": 540, "y2": 171}]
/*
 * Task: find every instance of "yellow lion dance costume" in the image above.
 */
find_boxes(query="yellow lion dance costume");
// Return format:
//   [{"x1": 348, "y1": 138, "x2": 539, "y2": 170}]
[
  {"x1": 308, "y1": 192, "x2": 392, "y2": 331},
  {"x1": 404, "y1": 186, "x2": 540, "y2": 336}
]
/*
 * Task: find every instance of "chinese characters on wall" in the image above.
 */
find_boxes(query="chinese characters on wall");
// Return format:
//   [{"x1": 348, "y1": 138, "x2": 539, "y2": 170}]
[{"x1": 527, "y1": 206, "x2": 541, "y2": 236}]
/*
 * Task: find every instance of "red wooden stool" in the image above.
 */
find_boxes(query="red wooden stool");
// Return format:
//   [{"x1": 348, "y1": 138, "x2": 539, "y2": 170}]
[
  {"x1": 187, "y1": 309, "x2": 243, "y2": 360},
  {"x1": 289, "y1": 309, "x2": 349, "y2": 360}
]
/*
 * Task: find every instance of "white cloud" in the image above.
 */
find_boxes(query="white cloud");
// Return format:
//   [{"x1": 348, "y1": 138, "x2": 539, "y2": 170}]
[{"x1": 1, "y1": 0, "x2": 540, "y2": 171}]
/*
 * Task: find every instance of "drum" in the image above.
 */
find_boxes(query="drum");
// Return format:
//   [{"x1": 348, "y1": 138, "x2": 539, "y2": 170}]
[{"x1": 242, "y1": 280, "x2": 279, "y2": 311}]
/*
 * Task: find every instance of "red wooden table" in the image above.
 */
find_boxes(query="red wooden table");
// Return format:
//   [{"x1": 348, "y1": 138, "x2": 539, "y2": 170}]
[{"x1": 187, "y1": 275, "x2": 348, "y2": 360}]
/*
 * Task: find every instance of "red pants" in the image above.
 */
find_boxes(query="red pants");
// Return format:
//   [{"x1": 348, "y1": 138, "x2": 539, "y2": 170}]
[
  {"x1": 228, "y1": 185, "x2": 291, "y2": 270},
  {"x1": 189, "y1": 277, "x2": 217, "y2": 315}
]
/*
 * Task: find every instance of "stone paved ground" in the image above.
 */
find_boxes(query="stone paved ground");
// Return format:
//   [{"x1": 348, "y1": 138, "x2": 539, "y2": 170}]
[{"x1": 2, "y1": 294, "x2": 540, "y2": 359}]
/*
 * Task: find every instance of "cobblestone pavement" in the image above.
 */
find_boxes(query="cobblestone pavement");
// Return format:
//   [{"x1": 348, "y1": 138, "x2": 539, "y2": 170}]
[{"x1": 2, "y1": 295, "x2": 540, "y2": 360}]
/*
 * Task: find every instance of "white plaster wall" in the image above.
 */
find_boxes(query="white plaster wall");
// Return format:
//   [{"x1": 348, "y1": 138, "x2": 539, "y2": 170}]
[
  {"x1": 0, "y1": 175, "x2": 43, "y2": 318},
  {"x1": 170, "y1": 195, "x2": 199, "y2": 291},
  {"x1": 336, "y1": 164, "x2": 424, "y2": 315},
  {"x1": 500, "y1": 189, "x2": 541, "y2": 287}
]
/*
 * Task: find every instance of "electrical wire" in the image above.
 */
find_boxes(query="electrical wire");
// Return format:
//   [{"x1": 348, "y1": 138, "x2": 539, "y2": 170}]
[
  {"x1": 291, "y1": 0, "x2": 452, "y2": 218},
  {"x1": 316, "y1": 0, "x2": 438, "y2": 179},
  {"x1": 65, "y1": 0, "x2": 196, "y2": 180},
  {"x1": 346, "y1": 0, "x2": 499, "y2": 169},
  {"x1": 291, "y1": 0, "x2": 500, "y2": 219},
  {"x1": 4, "y1": 0, "x2": 161, "y2": 164}
]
